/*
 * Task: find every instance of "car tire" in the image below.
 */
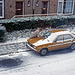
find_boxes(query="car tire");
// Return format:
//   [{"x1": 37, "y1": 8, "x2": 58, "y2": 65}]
[
  {"x1": 70, "y1": 43, "x2": 75, "y2": 50},
  {"x1": 39, "y1": 48, "x2": 48, "y2": 56}
]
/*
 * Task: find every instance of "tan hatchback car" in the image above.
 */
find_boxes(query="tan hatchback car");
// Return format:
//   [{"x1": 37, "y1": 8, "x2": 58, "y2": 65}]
[{"x1": 27, "y1": 29, "x2": 75, "y2": 56}]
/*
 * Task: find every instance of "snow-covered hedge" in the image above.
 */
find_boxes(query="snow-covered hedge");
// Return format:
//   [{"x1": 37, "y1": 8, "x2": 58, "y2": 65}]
[
  {"x1": 0, "y1": 24, "x2": 6, "y2": 42},
  {"x1": 0, "y1": 15, "x2": 75, "y2": 32}
]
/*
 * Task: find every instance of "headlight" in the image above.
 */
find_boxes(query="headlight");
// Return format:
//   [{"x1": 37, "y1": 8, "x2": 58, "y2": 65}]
[{"x1": 37, "y1": 47, "x2": 41, "y2": 49}]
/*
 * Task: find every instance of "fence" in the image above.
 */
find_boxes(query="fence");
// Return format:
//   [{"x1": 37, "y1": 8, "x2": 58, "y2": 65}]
[{"x1": 12, "y1": 13, "x2": 73, "y2": 18}]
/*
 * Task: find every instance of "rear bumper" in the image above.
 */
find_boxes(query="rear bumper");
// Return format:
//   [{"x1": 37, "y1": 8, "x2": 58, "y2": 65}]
[{"x1": 26, "y1": 42, "x2": 38, "y2": 51}]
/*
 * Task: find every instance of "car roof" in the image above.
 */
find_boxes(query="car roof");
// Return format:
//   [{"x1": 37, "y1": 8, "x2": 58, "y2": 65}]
[
  {"x1": 50, "y1": 29, "x2": 66, "y2": 33},
  {"x1": 50, "y1": 29, "x2": 71, "y2": 36}
]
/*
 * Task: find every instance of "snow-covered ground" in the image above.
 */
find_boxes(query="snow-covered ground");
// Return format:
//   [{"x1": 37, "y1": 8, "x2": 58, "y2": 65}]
[
  {"x1": 0, "y1": 49, "x2": 75, "y2": 75},
  {"x1": 0, "y1": 25, "x2": 75, "y2": 75}
]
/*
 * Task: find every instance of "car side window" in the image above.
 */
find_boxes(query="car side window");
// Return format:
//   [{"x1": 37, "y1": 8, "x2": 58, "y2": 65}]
[
  {"x1": 64, "y1": 34, "x2": 73, "y2": 41},
  {"x1": 55, "y1": 35, "x2": 63, "y2": 42}
]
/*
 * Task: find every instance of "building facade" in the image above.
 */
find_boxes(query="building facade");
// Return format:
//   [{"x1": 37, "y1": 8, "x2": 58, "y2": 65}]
[{"x1": 0, "y1": 0, "x2": 75, "y2": 19}]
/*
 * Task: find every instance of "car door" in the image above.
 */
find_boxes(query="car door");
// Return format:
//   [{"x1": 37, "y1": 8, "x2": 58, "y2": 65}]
[
  {"x1": 63, "y1": 34, "x2": 73, "y2": 48},
  {"x1": 48, "y1": 35, "x2": 64, "y2": 51}
]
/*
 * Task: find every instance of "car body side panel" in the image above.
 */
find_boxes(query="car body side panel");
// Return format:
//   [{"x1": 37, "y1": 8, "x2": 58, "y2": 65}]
[
  {"x1": 63, "y1": 40, "x2": 73, "y2": 48},
  {"x1": 36, "y1": 42, "x2": 64, "y2": 52},
  {"x1": 48, "y1": 42, "x2": 64, "y2": 51}
]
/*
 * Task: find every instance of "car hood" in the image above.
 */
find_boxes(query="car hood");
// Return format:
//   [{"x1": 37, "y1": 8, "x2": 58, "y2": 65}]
[
  {"x1": 33, "y1": 38, "x2": 52, "y2": 46},
  {"x1": 27, "y1": 37, "x2": 44, "y2": 45}
]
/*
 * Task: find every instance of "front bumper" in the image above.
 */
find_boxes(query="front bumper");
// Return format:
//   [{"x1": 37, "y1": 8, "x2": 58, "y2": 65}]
[{"x1": 26, "y1": 42, "x2": 38, "y2": 51}]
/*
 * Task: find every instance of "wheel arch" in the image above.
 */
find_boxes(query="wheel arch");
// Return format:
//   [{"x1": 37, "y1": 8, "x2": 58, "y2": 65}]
[
  {"x1": 70, "y1": 43, "x2": 75, "y2": 50},
  {"x1": 39, "y1": 48, "x2": 48, "y2": 56},
  {"x1": 40, "y1": 48, "x2": 48, "y2": 51}
]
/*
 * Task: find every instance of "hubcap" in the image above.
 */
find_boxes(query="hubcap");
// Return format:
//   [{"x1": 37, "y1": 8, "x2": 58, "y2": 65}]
[
  {"x1": 71, "y1": 44, "x2": 75, "y2": 50},
  {"x1": 41, "y1": 49, "x2": 47, "y2": 55}
]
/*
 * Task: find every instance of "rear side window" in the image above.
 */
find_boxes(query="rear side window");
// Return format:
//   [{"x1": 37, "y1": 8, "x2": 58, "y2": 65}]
[
  {"x1": 56, "y1": 35, "x2": 63, "y2": 42},
  {"x1": 64, "y1": 34, "x2": 73, "y2": 40}
]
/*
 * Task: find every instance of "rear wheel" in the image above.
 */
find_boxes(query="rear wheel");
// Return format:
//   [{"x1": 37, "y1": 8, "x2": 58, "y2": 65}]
[
  {"x1": 70, "y1": 43, "x2": 75, "y2": 50},
  {"x1": 39, "y1": 48, "x2": 48, "y2": 56}
]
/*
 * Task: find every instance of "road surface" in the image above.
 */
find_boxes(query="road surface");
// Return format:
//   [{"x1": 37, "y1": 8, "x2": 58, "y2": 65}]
[{"x1": 0, "y1": 48, "x2": 75, "y2": 75}]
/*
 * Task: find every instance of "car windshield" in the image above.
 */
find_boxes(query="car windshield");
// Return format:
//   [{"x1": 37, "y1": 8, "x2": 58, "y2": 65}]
[{"x1": 43, "y1": 31, "x2": 52, "y2": 39}]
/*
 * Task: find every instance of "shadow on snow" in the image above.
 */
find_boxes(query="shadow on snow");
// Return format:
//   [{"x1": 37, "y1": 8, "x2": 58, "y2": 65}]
[
  {"x1": 30, "y1": 48, "x2": 74, "y2": 56},
  {"x1": 47, "y1": 48, "x2": 74, "y2": 56},
  {"x1": 0, "y1": 58, "x2": 23, "y2": 68}
]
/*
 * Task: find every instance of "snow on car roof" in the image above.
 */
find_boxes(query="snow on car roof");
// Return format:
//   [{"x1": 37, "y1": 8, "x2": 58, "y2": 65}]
[
  {"x1": 54, "y1": 31, "x2": 71, "y2": 35},
  {"x1": 54, "y1": 30, "x2": 71, "y2": 36}
]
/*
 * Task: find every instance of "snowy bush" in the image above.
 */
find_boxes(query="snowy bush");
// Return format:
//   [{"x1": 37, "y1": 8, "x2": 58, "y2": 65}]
[
  {"x1": 0, "y1": 15, "x2": 75, "y2": 32},
  {"x1": 0, "y1": 24, "x2": 6, "y2": 42}
]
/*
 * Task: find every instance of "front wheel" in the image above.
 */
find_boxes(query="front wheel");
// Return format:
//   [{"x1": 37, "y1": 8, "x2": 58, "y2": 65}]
[
  {"x1": 70, "y1": 43, "x2": 75, "y2": 50},
  {"x1": 39, "y1": 48, "x2": 48, "y2": 56}
]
